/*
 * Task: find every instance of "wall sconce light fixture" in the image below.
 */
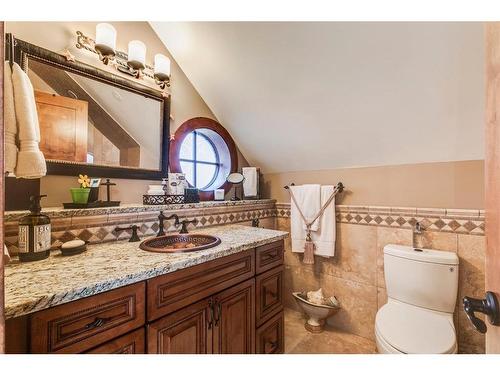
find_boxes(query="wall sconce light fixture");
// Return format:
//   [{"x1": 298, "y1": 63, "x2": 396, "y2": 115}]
[{"x1": 76, "y1": 23, "x2": 171, "y2": 90}]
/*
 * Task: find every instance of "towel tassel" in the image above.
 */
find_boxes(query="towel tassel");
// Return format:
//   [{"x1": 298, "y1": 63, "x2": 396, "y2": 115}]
[{"x1": 303, "y1": 227, "x2": 315, "y2": 265}]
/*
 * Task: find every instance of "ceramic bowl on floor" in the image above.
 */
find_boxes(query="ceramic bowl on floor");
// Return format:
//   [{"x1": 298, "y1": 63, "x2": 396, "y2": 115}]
[{"x1": 292, "y1": 292, "x2": 340, "y2": 333}]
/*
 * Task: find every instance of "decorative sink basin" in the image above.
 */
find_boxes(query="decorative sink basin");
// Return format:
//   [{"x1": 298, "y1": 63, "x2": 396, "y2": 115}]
[{"x1": 139, "y1": 234, "x2": 221, "y2": 253}]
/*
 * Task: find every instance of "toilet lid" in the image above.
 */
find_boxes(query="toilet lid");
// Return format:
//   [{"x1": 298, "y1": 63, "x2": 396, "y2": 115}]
[{"x1": 375, "y1": 302, "x2": 456, "y2": 354}]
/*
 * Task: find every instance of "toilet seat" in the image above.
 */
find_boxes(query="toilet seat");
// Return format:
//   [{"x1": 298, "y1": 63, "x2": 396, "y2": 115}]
[{"x1": 375, "y1": 300, "x2": 457, "y2": 354}]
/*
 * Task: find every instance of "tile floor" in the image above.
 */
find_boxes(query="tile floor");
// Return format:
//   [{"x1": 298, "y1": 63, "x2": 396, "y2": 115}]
[{"x1": 284, "y1": 308, "x2": 377, "y2": 354}]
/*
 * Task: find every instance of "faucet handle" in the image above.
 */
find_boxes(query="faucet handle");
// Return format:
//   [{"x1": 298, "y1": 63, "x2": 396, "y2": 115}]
[
  {"x1": 179, "y1": 218, "x2": 198, "y2": 234},
  {"x1": 115, "y1": 225, "x2": 140, "y2": 242}
]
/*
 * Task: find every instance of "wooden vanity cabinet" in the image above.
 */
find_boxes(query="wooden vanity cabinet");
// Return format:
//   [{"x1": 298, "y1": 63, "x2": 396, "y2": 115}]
[
  {"x1": 5, "y1": 239, "x2": 284, "y2": 354},
  {"x1": 147, "y1": 279, "x2": 255, "y2": 354}
]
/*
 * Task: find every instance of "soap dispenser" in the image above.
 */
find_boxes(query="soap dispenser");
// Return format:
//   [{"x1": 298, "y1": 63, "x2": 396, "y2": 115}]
[{"x1": 18, "y1": 195, "x2": 51, "y2": 262}]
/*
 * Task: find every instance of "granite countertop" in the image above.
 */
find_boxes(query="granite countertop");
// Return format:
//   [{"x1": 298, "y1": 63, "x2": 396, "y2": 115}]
[
  {"x1": 4, "y1": 225, "x2": 288, "y2": 320},
  {"x1": 4, "y1": 199, "x2": 276, "y2": 221}
]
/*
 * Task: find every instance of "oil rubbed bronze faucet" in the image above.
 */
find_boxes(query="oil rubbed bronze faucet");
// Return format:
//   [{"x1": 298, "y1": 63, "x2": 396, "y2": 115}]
[{"x1": 162, "y1": 213, "x2": 198, "y2": 234}]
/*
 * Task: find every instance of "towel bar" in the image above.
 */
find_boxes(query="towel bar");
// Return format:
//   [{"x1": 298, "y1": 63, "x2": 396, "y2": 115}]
[{"x1": 284, "y1": 182, "x2": 344, "y2": 195}]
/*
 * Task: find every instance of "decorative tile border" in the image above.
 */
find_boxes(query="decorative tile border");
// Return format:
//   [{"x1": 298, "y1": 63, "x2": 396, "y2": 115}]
[
  {"x1": 4, "y1": 201, "x2": 277, "y2": 254},
  {"x1": 4, "y1": 199, "x2": 277, "y2": 221},
  {"x1": 4, "y1": 200, "x2": 485, "y2": 254},
  {"x1": 275, "y1": 203, "x2": 485, "y2": 236}
]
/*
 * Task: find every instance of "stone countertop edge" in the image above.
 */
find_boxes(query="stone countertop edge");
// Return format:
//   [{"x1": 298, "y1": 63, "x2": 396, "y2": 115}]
[
  {"x1": 4, "y1": 225, "x2": 288, "y2": 320},
  {"x1": 4, "y1": 199, "x2": 277, "y2": 221}
]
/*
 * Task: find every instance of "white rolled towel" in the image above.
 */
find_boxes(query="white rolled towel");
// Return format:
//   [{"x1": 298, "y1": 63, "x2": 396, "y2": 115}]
[
  {"x1": 12, "y1": 63, "x2": 46, "y2": 179},
  {"x1": 4, "y1": 62, "x2": 18, "y2": 175}
]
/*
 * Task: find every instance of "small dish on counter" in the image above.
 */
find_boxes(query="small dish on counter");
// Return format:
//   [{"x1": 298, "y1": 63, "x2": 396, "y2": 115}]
[{"x1": 59, "y1": 239, "x2": 87, "y2": 256}]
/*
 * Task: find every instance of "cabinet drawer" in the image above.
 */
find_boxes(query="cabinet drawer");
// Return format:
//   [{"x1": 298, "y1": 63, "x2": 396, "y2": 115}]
[
  {"x1": 255, "y1": 265, "x2": 284, "y2": 326},
  {"x1": 30, "y1": 282, "x2": 145, "y2": 353},
  {"x1": 256, "y1": 311, "x2": 284, "y2": 354},
  {"x1": 86, "y1": 328, "x2": 145, "y2": 354},
  {"x1": 255, "y1": 241, "x2": 284, "y2": 274},
  {"x1": 147, "y1": 249, "x2": 255, "y2": 321}
]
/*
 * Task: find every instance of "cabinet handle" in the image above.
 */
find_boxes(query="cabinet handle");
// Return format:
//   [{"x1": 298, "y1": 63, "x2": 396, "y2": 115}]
[
  {"x1": 214, "y1": 300, "x2": 222, "y2": 327},
  {"x1": 208, "y1": 299, "x2": 214, "y2": 329},
  {"x1": 84, "y1": 316, "x2": 110, "y2": 330},
  {"x1": 261, "y1": 251, "x2": 277, "y2": 261}
]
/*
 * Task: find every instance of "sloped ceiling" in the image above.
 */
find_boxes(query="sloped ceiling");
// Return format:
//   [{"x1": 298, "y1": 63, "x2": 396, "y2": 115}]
[{"x1": 150, "y1": 22, "x2": 485, "y2": 174}]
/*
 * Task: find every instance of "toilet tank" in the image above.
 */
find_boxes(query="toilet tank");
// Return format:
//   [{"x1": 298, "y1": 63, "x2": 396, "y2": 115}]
[{"x1": 383, "y1": 244, "x2": 459, "y2": 313}]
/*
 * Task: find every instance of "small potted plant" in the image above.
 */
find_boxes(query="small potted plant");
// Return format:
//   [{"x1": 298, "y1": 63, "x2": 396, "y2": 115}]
[{"x1": 70, "y1": 174, "x2": 91, "y2": 204}]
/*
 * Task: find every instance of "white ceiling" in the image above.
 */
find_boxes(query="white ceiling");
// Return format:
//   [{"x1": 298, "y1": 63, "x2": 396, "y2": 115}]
[{"x1": 150, "y1": 22, "x2": 485, "y2": 174}]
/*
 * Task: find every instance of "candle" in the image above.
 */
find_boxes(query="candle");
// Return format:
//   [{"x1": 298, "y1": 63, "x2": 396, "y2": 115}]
[
  {"x1": 127, "y1": 40, "x2": 146, "y2": 69},
  {"x1": 95, "y1": 23, "x2": 116, "y2": 52},
  {"x1": 154, "y1": 53, "x2": 171, "y2": 79}
]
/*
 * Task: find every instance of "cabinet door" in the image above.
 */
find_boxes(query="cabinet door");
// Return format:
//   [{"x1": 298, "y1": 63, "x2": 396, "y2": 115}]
[
  {"x1": 256, "y1": 311, "x2": 284, "y2": 354},
  {"x1": 255, "y1": 266, "x2": 284, "y2": 326},
  {"x1": 147, "y1": 298, "x2": 212, "y2": 354},
  {"x1": 213, "y1": 279, "x2": 255, "y2": 354},
  {"x1": 35, "y1": 90, "x2": 88, "y2": 163}
]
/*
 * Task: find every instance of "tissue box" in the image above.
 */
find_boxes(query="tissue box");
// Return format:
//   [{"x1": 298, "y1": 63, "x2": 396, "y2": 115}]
[{"x1": 168, "y1": 173, "x2": 188, "y2": 195}]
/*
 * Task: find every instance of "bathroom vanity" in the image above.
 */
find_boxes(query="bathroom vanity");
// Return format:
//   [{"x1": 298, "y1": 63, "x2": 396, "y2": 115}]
[{"x1": 4, "y1": 225, "x2": 287, "y2": 354}]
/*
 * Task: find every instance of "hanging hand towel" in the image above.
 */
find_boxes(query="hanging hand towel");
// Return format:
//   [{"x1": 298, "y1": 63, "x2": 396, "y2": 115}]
[
  {"x1": 4, "y1": 62, "x2": 18, "y2": 175},
  {"x1": 291, "y1": 185, "x2": 336, "y2": 258},
  {"x1": 290, "y1": 184, "x2": 321, "y2": 232},
  {"x1": 242, "y1": 167, "x2": 258, "y2": 197},
  {"x1": 12, "y1": 63, "x2": 46, "y2": 179}
]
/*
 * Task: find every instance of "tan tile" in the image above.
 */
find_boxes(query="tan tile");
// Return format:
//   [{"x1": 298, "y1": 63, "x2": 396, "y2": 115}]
[
  {"x1": 288, "y1": 328, "x2": 376, "y2": 354},
  {"x1": 320, "y1": 273, "x2": 378, "y2": 340},
  {"x1": 457, "y1": 234, "x2": 485, "y2": 354},
  {"x1": 51, "y1": 217, "x2": 72, "y2": 231},
  {"x1": 321, "y1": 223, "x2": 377, "y2": 285},
  {"x1": 284, "y1": 309, "x2": 309, "y2": 353},
  {"x1": 71, "y1": 214, "x2": 108, "y2": 228},
  {"x1": 446, "y1": 209, "x2": 480, "y2": 218},
  {"x1": 377, "y1": 287, "x2": 388, "y2": 310},
  {"x1": 369, "y1": 206, "x2": 392, "y2": 214},
  {"x1": 275, "y1": 217, "x2": 290, "y2": 232},
  {"x1": 415, "y1": 231, "x2": 458, "y2": 253},
  {"x1": 376, "y1": 227, "x2": 413, "y2": 288},
  {"x1": 258, "y1": 217, "x2": 276, "y2": 229},
  {"x1": 390, "y1": 207, "x2": 417, "y2": 215},
  {"x1": 283, "y1": 265, "x2": 321, "y2": 310},
  {"x1": 417, "y1": 208, "x2": 446, "y2": 217}
]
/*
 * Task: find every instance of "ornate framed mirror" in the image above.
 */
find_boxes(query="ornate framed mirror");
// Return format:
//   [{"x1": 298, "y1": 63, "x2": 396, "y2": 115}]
[{"x1": 6, "y1": 34, "x2": 169, "y2": 180}]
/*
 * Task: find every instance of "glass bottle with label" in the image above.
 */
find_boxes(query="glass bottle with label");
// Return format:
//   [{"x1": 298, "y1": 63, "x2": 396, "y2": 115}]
[{"x1": 18, "y1": 195, "x2": 51, "y2": 262}]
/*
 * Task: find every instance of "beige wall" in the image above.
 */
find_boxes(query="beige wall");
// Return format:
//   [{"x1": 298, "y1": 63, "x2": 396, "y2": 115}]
[
  {"x1": 6, "y1": 22, "x2": 247, "y2": 207},
  {"x1": 263, "y1": 160, "x2": 484, "y2": 209}
]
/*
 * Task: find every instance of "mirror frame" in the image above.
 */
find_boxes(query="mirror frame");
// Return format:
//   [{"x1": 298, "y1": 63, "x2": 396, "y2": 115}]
[{"x1": 6, "y1": 34, "x2": 170, "y2": 180}]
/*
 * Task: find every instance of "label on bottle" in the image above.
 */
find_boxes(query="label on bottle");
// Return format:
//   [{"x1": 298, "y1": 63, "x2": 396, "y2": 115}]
[
  {"x1": 18, "y1": 225, "x2": 28, "y2": 253},
  {"x1": 18, "y1": 224, "x2": 51, "y2": 253}
]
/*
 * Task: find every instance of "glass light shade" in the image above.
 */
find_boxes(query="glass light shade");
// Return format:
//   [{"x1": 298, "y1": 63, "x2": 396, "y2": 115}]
[
  {"x1": 127, "y1": 40, "x2": 146, "y2": 69},
  {"x1": 154, "y1": 54, "x2": 171, "y2": 78},
  {"x1": 95, "y1": 23, "x2": 116, "y2": 51}
]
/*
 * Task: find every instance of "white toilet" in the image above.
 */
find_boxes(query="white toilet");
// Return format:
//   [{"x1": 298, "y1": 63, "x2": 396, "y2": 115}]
[{"x1": 375, "y1": 244, "x2": 459, "y2": 354}]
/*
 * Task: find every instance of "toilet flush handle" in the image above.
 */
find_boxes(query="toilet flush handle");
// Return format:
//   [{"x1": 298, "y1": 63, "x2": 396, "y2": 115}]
[{"x1": 463, "y1": 291, "x2": 500, "y2": 334}]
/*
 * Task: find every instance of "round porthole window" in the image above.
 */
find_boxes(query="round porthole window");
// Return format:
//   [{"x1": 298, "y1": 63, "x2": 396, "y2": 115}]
[{"x1": 169, "y1": 117, "x2": 238, "y2": 200}]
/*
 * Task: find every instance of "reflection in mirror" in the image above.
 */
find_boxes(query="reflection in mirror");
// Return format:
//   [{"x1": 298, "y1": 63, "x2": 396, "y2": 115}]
[{"x1": 27, "y1": 59, "x2": 163, "y2": 170}]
